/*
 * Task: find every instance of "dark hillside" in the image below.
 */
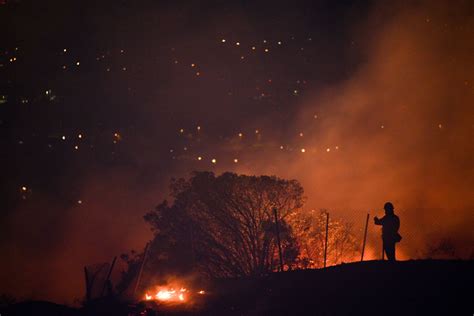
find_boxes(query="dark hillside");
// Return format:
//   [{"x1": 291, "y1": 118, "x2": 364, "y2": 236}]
[
  {"x1": 202, "y1": 260, "x2": 473, "y2": 315},
  {"x1": 2, "y1": 260, "x2": 472, "y2": 315}
]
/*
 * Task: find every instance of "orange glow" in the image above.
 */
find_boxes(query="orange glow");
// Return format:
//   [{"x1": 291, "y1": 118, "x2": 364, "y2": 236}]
[{"x1": 144, "y1": 285, "x2": 206, "y2": 303}]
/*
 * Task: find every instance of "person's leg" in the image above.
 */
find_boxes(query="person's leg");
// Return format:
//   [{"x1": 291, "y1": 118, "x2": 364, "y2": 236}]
[
  {"x1": 386, "y1": 242, "x2": 396, "y2": 261},
  {"x1": 382, "y1": 240, "x2": 385, "y2": 260}
]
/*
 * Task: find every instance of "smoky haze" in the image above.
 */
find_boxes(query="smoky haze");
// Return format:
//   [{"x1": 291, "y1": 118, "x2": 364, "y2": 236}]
[
  {"x1": 1, "y1": 0, "x2": 473, "y2": 305},
  {"x1": 243, "y1": 1, "x2": 474, "y2": 259}
]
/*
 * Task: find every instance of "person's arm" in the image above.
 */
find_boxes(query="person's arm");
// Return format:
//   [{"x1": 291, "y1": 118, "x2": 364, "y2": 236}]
[{"x1": 374, "y1": 216, "x2": 384, "y2": 225}]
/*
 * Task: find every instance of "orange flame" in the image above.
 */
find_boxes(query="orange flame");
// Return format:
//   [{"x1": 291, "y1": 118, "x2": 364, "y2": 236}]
[{"x1": 144, "y1": 285, "x2": 206, "y2": 303}]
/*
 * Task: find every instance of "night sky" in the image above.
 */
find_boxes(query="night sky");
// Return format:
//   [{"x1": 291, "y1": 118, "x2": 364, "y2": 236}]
[{"x1": 1, "y1": 0, "x2": 473, "y2": 304}]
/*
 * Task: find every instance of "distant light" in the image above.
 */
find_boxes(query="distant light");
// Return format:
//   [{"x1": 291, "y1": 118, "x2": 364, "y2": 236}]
[
  {"x1": 381, "y1": 125, "x2": 385, "y2": 129},
  {"x1": 326, "y1": 148, "x2": 331, "y2": 152},
  {"x1": 77, "y1": 200, "x2": 82, "y2": 204},
  {"x1": 438, "y1": 123, "x2": 443, "y2": 129},
  {"x1": 236, "y1": 42, "x2": 240, "y2": 46},
  {"x1": 211, "y1": 158, "x2": 217, "y2": 164},
  {"x1": 221, "y1": 39, "x2": 226, "y2": 43},
  {"x1": 179, "y1": 128, "x2": 184, "y2": 133},
  {"x1": 122, "y1": 67, "x2": 126, "y2": 71},
  {"x1": 233, "y1": 158, "x2": 238, "y2": 163},
  {"x1": 251, "y1": 46, "x2": 256, "y2": 50},
  {"x1": 263, "y1": 40, "x2": 267, "y2": 43},
  {"x1": 74, "y1": 145, "x2": 79, "y2": 150},
  {"x1": 238, "y1": 133, "x2": 243, "y2": 137},
  {"x1": 264, "y1": 48, "x2": 269, "y2": 52},
  {"x1": 62, "y1": 136, "x2": 66, "y2": 140},
  {"x1": 63, "y1": 48, "x2": 67, "y2": 52},
  {"x1": 280, "y1": 145, "x2": 284, "y2": 150},
  {"x1": 21, "y1": 186, "x2": 27, "y2": 191},
  {"x1": 191, "y1": 63, "x2": 196, "y2": 67},
  {"x1": 255, "y1": 129, "x2": 259, "y2": 134},
  {"x1": 197, "y1": 126, "x2": 201, "y2": 131},
  {"x1": 76, "y1": 61, "x2": 80, "y2": 66},
  {"x1": 301, "y1": 148, "x2": 306, "y2": 153},
  {"x1": 335, "y1": 146, "x2": 339, "y2": 150},
  {"x1": 78, "y1": 134, "x2": 82, "y2": 139},
  {"x1": 293, "y1": 89, "x2": 298, "y2": 95},
  {"x1": 313, "y1": 114, "x2": 318, "y2": 119},
  {"x1": 299, "y1": 132, "x2": 304, "y2": 137},
  {"x1": 277, "y1": 41, "x2": 282, "y2": 45},
  {"x1": 197, "y1": 156, "x2": 202, "y2": 161},
  {"x1": 196, "y1": 72, "x2": 200, "y2": 76}
]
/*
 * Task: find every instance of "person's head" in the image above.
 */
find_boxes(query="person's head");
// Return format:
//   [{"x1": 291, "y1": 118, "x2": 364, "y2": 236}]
[{"x1": 384, "y1": 202, "x2": 394, "y2": 215}]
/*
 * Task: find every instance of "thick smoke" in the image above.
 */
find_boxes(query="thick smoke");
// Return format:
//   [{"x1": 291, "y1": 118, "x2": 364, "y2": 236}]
[{"x1": 242, "y1": 1, "x2": 474, "y2": 259}]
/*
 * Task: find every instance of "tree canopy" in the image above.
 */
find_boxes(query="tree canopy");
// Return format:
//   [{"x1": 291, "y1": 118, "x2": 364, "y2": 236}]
[{"x1": 143, "y1": 172, "x2": 305, "y2": 278}]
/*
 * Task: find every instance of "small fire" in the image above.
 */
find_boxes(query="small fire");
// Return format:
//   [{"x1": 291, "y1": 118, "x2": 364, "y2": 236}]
[{"x1": 144, "y1": 286, "x2": 206, "y2": 303}]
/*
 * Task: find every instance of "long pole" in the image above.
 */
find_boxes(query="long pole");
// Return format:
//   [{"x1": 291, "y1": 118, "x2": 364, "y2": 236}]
[
  {"x1": 324, "y1": 212, "x2": 329, "y2": 268},
  {"x1": 133, "y1": 242, "x2": 150, "y2": 297},
  {"x1": 84, "y1": 267, "x2": 91, "y2": 302},
  {"x1": 361, "y1": 214, "x2": 370, "y2": 261},
  {"x1": 101, "y1": 256, "x2": 117, "y2": 297},
  {"x1": 273, "y1": 207, "x2": 284, "y2": 272}
]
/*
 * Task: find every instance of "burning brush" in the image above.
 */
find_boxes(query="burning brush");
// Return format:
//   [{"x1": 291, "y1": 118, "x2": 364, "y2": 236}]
[{"x1": 144, "y1": 286, "x2": 206, "y2": 304}]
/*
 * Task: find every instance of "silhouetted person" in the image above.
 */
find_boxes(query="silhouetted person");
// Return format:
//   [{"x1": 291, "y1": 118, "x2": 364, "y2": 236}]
[{"x1": 374, "y1": 202, "x2": 401, "y2": 261}]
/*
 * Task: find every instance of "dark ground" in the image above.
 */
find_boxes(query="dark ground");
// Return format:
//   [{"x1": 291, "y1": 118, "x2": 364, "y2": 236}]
[{"x1": 2, "y1": 260, "x2": 473, "y2": 315}]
